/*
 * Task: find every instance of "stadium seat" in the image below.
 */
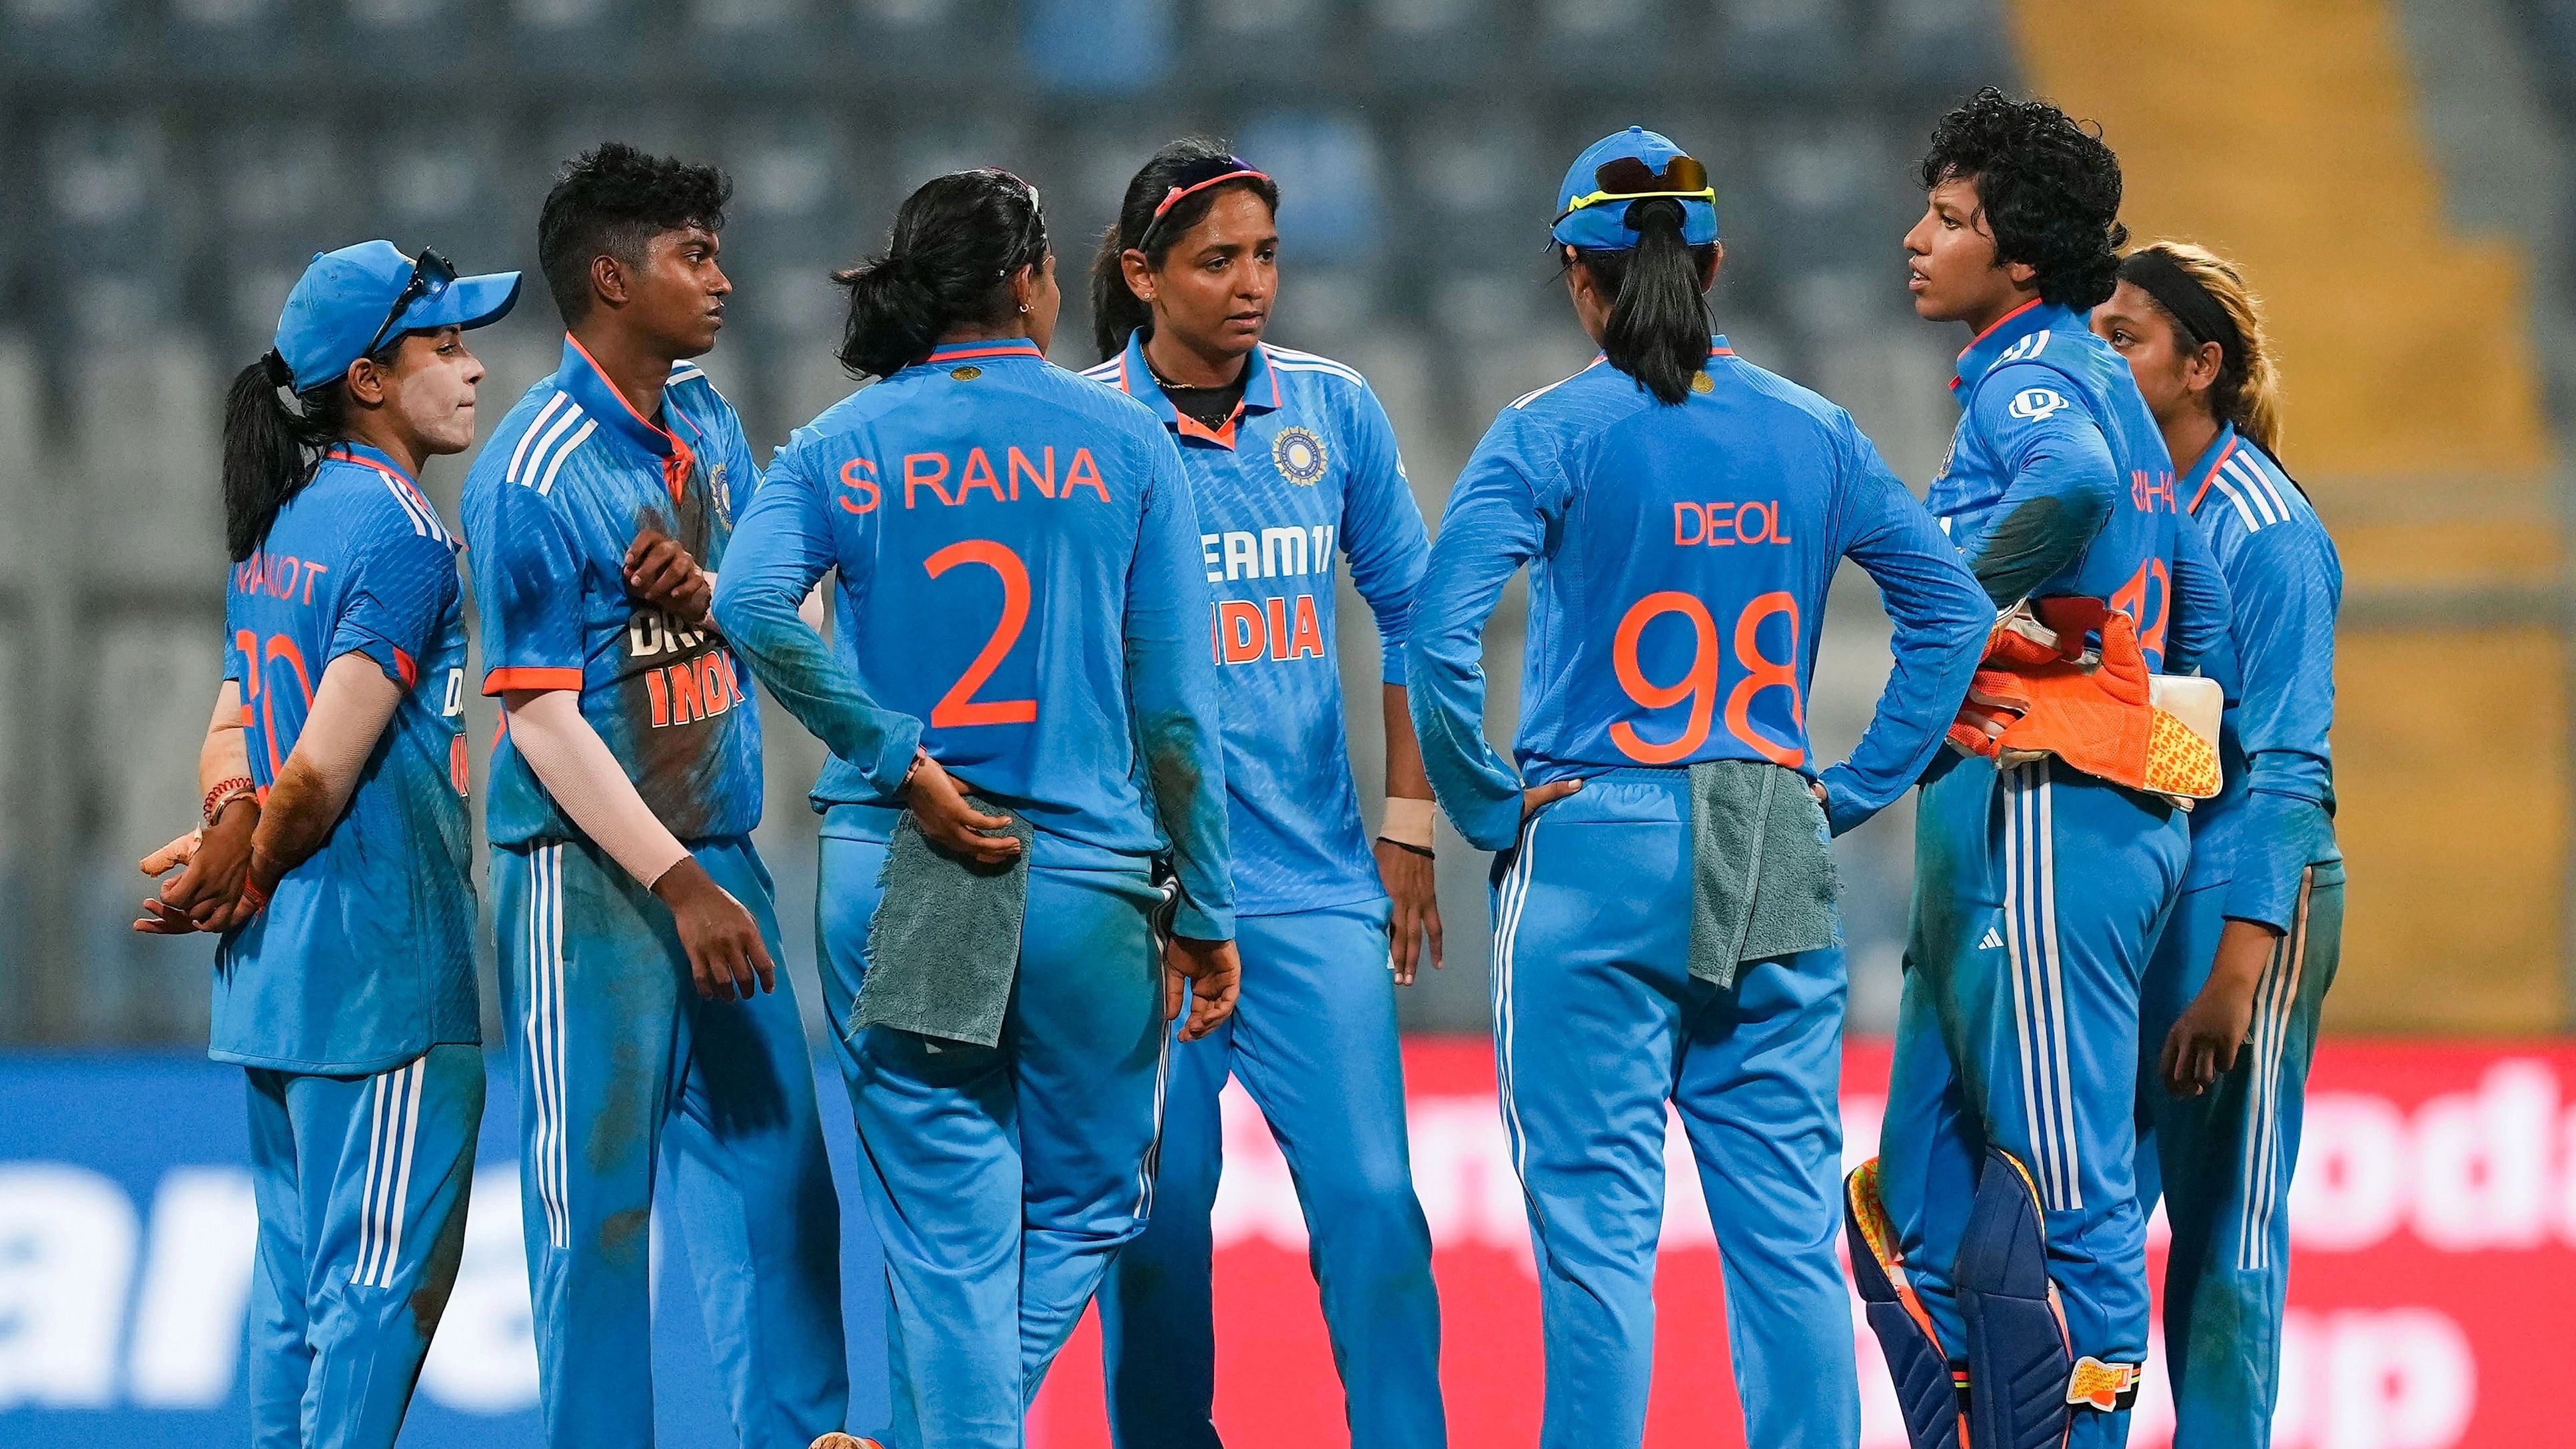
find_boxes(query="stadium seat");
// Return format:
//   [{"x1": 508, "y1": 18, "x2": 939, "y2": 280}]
[
  {"x1": 1182, "y1": 0, "x2": 1336, "y2": 89},
  {"x1": 1872, "y1": 0, "x2": 2015, "y2": 93},
  {"x1": 687, "y1": 0, "x2": 822, "y2": 83},
  {"x1": 506, "y1": 0, "x2": 646, "y2": 76},
  {"x1": 161, "y1": 0, "x2": 299, "y2": 77},
  {"x1": 1, "y1": 0, "x2": 132, "y2": 77},
  {"x1": 1711, "y1": 0, "x2": 1860, "y2": 93},
  {"x1": 1362, "y1": 0, "x2": 1505, "y2": 87},
  {"x1": 846, "y1": 0, "x2": 1005, "y2": 83},
  {"x1": 332, "y1": 0, "x2": 477, "y2": 79},
  {"x1": 1537, "y1": 0, "x2": 1671, "y2": 83}
]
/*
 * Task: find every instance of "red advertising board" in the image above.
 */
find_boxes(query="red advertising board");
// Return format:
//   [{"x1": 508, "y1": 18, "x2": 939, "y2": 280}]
[{"x1": 1030, "y1": 1037, "x2": 2576, "y2": 1448}]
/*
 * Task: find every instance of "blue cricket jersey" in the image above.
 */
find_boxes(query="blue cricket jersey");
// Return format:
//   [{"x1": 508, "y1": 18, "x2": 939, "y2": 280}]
[
  {"x1": 710, "y1": 338, "x2": 1237, "y2": 941},
  {"x1": 463, "y1": 337, "x2": 765, "y2": 847},
  {"x1": 1079, "y1": 336, "x2": 1428, "y2": 915},
  {"x1": 214, "y1": 443, "x2": 478, "y2": 1074},
  {"x1": 1931, "y1": 300, "x2": 2228, "y2": 673},
  {"x1": 1409, "y1": 340, "x2": 1992, "y2": 850},
  {"x1": 2177, "y1": 424, "x2": 2341, "y2": 930}
]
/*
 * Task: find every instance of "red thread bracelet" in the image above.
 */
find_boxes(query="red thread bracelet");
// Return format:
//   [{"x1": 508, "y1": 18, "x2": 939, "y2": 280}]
[{"x1": 203, "y1": 776, "x2": 257, "y2": 826}]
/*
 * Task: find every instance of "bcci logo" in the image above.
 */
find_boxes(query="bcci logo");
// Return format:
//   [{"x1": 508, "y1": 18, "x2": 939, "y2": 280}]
[
  {"x1": 710, "y1": 462, "x2": 732, "y2": 526},
  {"x1": 1271, "y1": 426, "x2": 1329, "y2": 487}
]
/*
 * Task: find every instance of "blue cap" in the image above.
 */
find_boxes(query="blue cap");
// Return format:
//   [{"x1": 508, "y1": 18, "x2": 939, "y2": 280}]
[
  {"x1": 272, "y1": 241, "x2": 522, "y2": 394},
  {"x1": 1549, "y1": 127, "x2": 1721, "y2": 252}
]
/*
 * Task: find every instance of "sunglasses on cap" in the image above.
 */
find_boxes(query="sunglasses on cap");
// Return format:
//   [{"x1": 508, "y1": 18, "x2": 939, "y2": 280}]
[
  {"x1": 1140, "y1": 155, "x2": 1271, "y2": 248},
  {"x1": 1552, "y1": 153, "x2": 1715, "y2": 229},
  {"x1": 362, "y1": 248, "x2": 457, "y2": 360}
]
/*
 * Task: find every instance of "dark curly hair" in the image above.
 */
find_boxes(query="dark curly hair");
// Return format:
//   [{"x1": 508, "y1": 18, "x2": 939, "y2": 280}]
[
  {"x1": 1919, "y1": 87, "x2": 2127, "y2": 312},
  {"x1": 538, "y1": 142, "x2": 732, "y2": 326},
  {"x1": 836, "y1": 169, "x2": 1050, "y2": 378},
  {"x1": 1090, "y1": 137, "x2": 1281, "y2": 360}
]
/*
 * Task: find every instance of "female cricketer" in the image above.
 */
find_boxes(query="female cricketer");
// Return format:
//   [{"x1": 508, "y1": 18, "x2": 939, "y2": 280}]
[
  {"x1": 710, "y1": 168, "x2": 1239, "y2": 1449},
  {"x1": 137, "y1": 239, "x2": 518, "y2": 1448},
  {"x1": 1082, "y1": 139, "x2": 1446, "y2": 1449},
  {"x1": 1851, "y1": 91, "x2": 2230, "y2": 1449},
  {"x1": 462, "y1": 144, "x2": 847, "y2": 1449},
  {"x1": 2095, "y1": 242, "x2": 2343, "y2": 1448},
  {"x1": 1407, "y1": 126, "x2": 1990, "y2": 1449}
]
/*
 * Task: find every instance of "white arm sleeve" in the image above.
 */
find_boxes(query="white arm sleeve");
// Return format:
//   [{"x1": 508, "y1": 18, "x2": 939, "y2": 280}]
[
  {"x1": 503, "y1": 688, "x2": 691, "y2": 887},
  {"x1": 282, "y1": 655, "x2": 405, "y2": 809},
  {"x1": 201, "y1": 680, "x2": 251, "y2": 797}
]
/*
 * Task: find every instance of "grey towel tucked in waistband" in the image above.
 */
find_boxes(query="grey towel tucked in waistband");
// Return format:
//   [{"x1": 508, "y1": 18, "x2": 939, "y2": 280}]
[
  {"x1": 849, "y1": 795, "x2": 1035, "y2": 1048},
  {"x1": 1686, "y1": 759, "x2": 1840, "y2": 990}
]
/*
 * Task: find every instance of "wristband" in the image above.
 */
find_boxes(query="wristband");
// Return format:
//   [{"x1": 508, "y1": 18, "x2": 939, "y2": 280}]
[
  {"x1": 1378, "y1": 837, "x2": 1435, "y2": 859},
  {"x1": 203, "y1": 775, "x2": 257, "y2": 827},
  {"x1": 237, "y1": 878, "x2": 271, "y2": 915},
  {"x1": 1379, "y1": 796, "x2": 1436, "y2": 851}
]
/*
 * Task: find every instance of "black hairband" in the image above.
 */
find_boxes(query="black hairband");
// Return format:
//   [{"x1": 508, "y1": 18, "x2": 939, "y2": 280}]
[
  {"x1": 261, "y1": 348, "x2": 295, "y2": 390},
  {"x1": 2120, "y1": 248, "x2": 2243, "y2": 365}
]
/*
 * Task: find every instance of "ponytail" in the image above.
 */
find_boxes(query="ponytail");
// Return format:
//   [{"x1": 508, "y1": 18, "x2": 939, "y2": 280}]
[
  {"x1": 1089, "y1": 223, "x2": 1154, "y2": 362},
  {"x1": 1091, "y1": 138, "x2": 1281, "y2": 361},
  {"x1": 221, "y1": 350, "x2": 358, "y2": 562},
  {"x1": 836, "y1": 169, "x2": 1049, "y2": 379},
  {"x1": 2123, "y1": 240, "x2": 2285, "y2": 456},
  {"x1": 1573, "y1": 198, "x2": 1714, "y2": 406}
]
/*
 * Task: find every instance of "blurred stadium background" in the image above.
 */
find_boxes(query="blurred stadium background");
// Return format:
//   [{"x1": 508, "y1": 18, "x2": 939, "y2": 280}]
[{"x1": 3, "y1": 0, "x2": 2575, "y2": 1445}]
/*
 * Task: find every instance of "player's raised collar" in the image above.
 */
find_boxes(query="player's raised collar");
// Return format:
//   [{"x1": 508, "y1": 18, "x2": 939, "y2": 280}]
[
  {"x1": 924, "y1": 338, "x2": 1047, "y2": 367},
  {"x1": 2182, "y1": 420, "x2": 2244, "y2": 517},
  {"x1": 321, "y1": 440, "x2": 412, "y2": 486},
  {"x1": 1113, "y1": 330, "x2": 1281, "y2": 450},
  {"x1": 1951, "y1": 298, "x2": 2070, "y2": 394},
  {"x1": 554, "y1": 334, "x2": 701, "y2": 499}
]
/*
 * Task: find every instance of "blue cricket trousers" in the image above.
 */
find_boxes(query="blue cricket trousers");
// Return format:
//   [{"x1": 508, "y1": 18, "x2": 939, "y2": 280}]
[
  {"x1": 1492, "y1": 771, "x2": 1857, "y2": 1449},
  {"x1": 1099, "y1": 897, "x2": 1445, "y2": 1449},
  {"x1": 245, "y1": 1043, "x2": 483, "y2": 1449},
  {"x1": 2136, "y1": 862, "x2": 2343, "y2": 1449},
  {"x1": 1880, "y1": 752, "x2": 2188, "y2": 1449},
  {"x1": 492, "y1": 835, "x2": 848, "y2": 1449},
  {"x1": 818, "y1": 833, "x2": 1171, "y2": 1449}
]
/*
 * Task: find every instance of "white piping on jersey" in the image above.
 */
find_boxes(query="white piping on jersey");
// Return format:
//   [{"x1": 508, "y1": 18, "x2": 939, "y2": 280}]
[
  {"x1": 1492, "y1": 815, "x2": 1541, "y2": 1206},
  {"x1": 377, "y1": 474, "x2": 432, "y2": 538},
  {"x1": 2206, "y1": 468, "x2": 2270, "y2": 533},
  {"x1": 668, "y1": 363, "x2": 706, "y2": 386},
  {"x1": 2224, "y1": 452, "x2": 2291, "y2": 525},
  {"x1": 2238, "y1": 869, "x2": 2314, "y2": 1273},
  {"x1": 1079, "y1": 358, "x2": 1122, "y2": 383},
  {"x1": 1511, "y1": 358, "x2": 1606, "y2": 410},
  {"x1": 1995, "y1": 330, "x2": 2052, "y2": 366},
  {"x1": 1133, "y1": 877, "x2": 1179, "y2": 1221},
  {"x1": 535, "y1": 422, "x2": 597, "y2": 497},
  {"x1": 2004, "y1": 759, "x2": 2084, "y2": 1212},
  {"x1": 354, "y1": 1055, "x2": 426, "y2": 1288},
  {"x1": 1262, "y1": 344, "x2": 1364, "y2": 388},
  {"x1": 370, "y1": 468, "x2": 452, "y2": 546},
  {"x1": 507, "y1": 394, "x2": 571, "y2": 481},
  {"x1": 526, "y1": 844, "x2": 571, "y2": 1250},
  {"x1": 510, "y1": 394, "x2": 596, "y2": 497}
]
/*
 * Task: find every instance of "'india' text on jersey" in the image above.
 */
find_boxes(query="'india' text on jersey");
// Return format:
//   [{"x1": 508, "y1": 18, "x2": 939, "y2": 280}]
[
  {"x1": 463, "y1": 338, "x2": 764, "y2": 846},
  {"x1": 1082, "y1": 337, "x2": 1428, "y2": 915}
]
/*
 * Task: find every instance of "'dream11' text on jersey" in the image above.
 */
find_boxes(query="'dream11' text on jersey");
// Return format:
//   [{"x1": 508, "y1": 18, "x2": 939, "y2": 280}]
[
  {"x1": 462, "y1": 338, "x2": 765, "y2": 848},
  {"x1": 1082, "y1": 337, "x2": 1429, "y2": 916}
]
